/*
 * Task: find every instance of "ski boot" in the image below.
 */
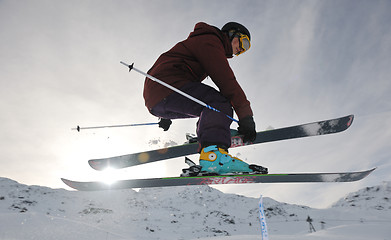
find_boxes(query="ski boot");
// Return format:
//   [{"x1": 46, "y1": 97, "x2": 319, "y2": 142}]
[{"x1": 198, "y1": 145, "x2": 268, "y2": 175}]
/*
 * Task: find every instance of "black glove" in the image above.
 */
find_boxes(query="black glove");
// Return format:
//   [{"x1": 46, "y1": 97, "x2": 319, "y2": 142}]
[
  {"x1": 158, "y1": 118, "x2": 172, "y2": 131},
  {"x1": 238, "y1": 116, "x2": 256, "y2": 143}
]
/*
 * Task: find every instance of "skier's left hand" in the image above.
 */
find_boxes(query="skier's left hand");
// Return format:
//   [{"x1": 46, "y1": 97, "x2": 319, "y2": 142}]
[
  {"x1": 158, "y1": 118, "x2": 172, "y2": 131},
  {"x1": 238, "y1": 116, "x2": 256, "y2": 142}
]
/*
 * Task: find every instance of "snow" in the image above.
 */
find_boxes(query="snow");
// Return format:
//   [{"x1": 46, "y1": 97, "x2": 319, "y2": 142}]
[
  {"x1": 0, "y1": 177, "x2": 390, "y2": 239},
  {"x1": 301, "y1": 122, "x2": 322, "y2": 136}
]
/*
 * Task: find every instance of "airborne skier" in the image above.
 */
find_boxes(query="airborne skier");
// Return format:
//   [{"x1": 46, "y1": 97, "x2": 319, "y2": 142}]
[
  {"x1": 143, "y1": 22, "x2": 264, "y2": 175},
  {"x1": 63, "y1": 25, "x2": 369, "y2": 190}
]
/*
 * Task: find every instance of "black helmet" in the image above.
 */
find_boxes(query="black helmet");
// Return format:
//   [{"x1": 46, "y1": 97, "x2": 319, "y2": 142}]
[{"x1": 221, "y1": 22, "x2": 251, "y2": 40}]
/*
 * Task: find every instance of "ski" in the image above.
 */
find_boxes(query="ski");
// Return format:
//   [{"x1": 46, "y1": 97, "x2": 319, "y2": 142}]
[
  {"x1": 88, "y1": 115, "x2": 354, "y2": 171},
  {"x1": 61, "y1": 168, "x2": 375, "y2": 191}
]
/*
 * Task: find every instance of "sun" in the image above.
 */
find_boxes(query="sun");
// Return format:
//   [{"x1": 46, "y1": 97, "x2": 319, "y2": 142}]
[{"x1": 100, "y1": 167, "x2": 119, "y2": 185}]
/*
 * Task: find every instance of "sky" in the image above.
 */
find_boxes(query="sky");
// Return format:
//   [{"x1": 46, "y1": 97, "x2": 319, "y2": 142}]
[{"x1": 0, "y1": 0, "x2": 390, "y2": 208}]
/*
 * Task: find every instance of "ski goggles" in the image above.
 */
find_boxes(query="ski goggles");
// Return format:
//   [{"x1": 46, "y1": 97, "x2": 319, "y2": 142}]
[{"x1": 236, "y1": 33, "x2": 251, "y2": 56}]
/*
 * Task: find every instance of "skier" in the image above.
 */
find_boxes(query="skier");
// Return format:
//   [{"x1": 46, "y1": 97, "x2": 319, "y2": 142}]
[{"x1": 143, "y1": 22, "x2": 266, "y2": 175}]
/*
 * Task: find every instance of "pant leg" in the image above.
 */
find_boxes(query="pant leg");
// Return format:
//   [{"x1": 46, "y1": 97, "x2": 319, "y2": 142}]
[{"x1": 149, "y1": 82, "x2": 233, "y2": 147}]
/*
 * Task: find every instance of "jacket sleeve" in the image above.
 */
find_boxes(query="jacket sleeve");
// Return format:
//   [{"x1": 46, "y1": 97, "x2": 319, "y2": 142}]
[{"x1": 187, "y1": 34, "x2": 253, "y2": 119}]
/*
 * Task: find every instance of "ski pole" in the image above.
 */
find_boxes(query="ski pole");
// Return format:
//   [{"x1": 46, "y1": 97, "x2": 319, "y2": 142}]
[
  {"x1": 72, "y1": 122, "x2": 158, "y2": 132},
  {"x1": 120, "y1": 61, "x2": 239, "y2": 123}
]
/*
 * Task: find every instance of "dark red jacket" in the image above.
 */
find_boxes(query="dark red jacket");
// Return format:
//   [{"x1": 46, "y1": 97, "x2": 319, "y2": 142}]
[{"x1": 143, "y1": 22, "x2": 253, "y2": 119}]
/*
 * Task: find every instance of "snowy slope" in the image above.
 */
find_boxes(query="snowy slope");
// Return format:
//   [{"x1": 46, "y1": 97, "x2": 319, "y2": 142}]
[
  {"x1": 333, "y1": 181, "x2": 391, "y2": 211},
  {"x1": 0, "y1": 177, "x2": 390, "y2": 239}
]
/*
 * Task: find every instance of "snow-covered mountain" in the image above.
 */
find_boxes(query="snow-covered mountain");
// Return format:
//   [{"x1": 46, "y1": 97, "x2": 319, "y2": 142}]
[
  {"x1": 333, "y1": 182, "x2": 391, "y2": 211},
  {"x1": 0, "y1": 177, "x2": 390, "y2": 239}
]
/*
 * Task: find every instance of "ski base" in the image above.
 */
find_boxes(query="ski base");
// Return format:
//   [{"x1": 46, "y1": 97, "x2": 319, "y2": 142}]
[{"x1": 61, "y1": 168, "x2": 375, "y2": 191}]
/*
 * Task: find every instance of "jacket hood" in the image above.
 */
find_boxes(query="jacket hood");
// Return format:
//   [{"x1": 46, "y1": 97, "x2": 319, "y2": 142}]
[{"x1": 188, "y1": 22, "x2": 233, "y2": 58}]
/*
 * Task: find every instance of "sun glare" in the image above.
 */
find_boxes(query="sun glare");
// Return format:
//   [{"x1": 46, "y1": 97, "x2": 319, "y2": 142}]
[
  {"x1": 66, "y1": 128, "x2": 181, "y2": 187},
  {"x1": 100, "y1": 167, "x2": 120, "y2": 185}
]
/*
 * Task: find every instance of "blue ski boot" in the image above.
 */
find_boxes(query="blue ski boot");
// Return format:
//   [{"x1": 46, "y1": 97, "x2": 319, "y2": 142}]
[{"x1": 198, "y1": 145, "x2": 268, "y2": 175}]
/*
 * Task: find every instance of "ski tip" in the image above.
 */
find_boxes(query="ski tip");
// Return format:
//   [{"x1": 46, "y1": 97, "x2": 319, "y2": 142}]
[
  {"x1": 61, "y1": 178, "x2": 81, "y2": 191},
  {"x1": 88, "y1": 159, "x2": 106, "y2": 171},
  {"x1": 359, "y1": 167, "x2": 376, "y2": 179},
  {"x1": 347, "y1": 114, "x2": 354, "y2": 128},
  {"x1": 361, "y1": 167, "x2": 376, "y2": 173},
  {"x1": 61, "y1": 178, "x2": 72, "y2": 187},
  {"x1": 61, "y1": 178, "x2": 71, "y2": 184}
]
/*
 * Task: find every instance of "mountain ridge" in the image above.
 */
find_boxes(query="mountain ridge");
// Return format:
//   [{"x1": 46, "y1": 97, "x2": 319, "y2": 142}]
[{"x1": 0, "y1": 177, "x2": 390, "y2": 239}]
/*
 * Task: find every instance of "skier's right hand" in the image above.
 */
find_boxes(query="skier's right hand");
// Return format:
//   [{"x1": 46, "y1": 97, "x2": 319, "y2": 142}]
[
  {"x1": 238, "y1": 116, "x2": 256, "y2": 143},
  {"x1": 158, "y1": 118, "x2": 172, "y2": 131}
]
